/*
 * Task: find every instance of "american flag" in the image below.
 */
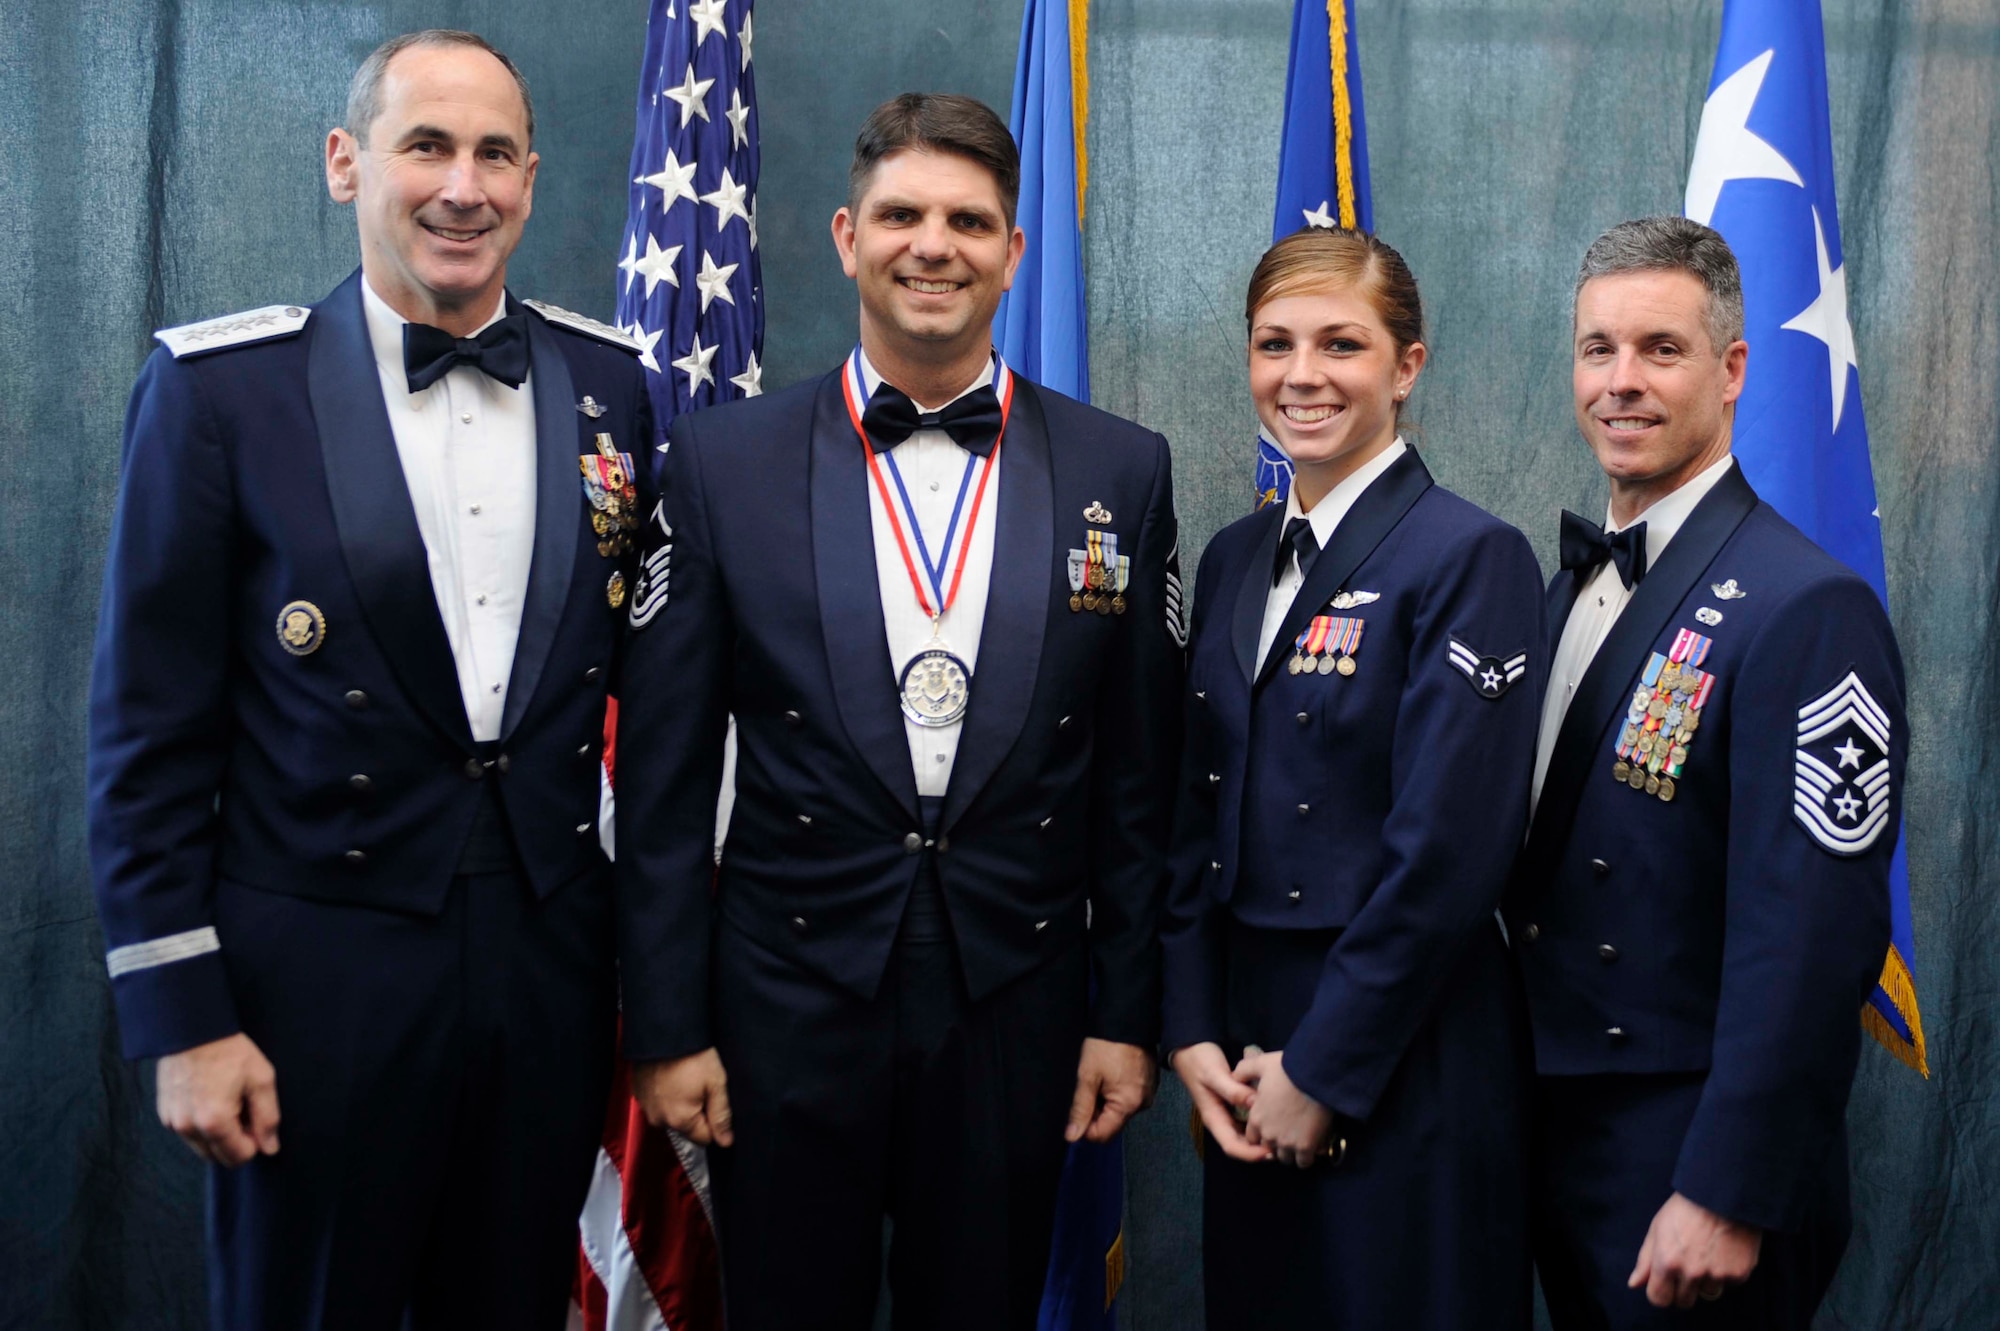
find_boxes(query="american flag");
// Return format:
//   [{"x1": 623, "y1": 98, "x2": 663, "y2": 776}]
[
  {"x1": 576, "y1": 1, "x2": 761, "y2": 1327},
  {"x1": 616, "y1": 0, "x2": 765, "y2": 456}
]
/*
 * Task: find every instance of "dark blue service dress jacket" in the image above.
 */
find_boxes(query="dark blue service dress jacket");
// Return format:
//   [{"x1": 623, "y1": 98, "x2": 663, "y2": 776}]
[
  {"x1": 88, "y1": 271, "x2": 653, "y2": 1059},
  {"x1": 611, "y1": 367, "x2": 1185, "y2": 1064},
  {"x1": 1506, "y1": 460, "x2": 1907, "y2": 1233},
  {"x1": 1162, "y1": 445, "x2": 1547, "y2": 1123}
]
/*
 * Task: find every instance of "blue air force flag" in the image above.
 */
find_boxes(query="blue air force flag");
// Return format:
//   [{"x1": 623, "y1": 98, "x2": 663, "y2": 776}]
[
  {"x1": 617, "y1": 0, "x2": 764, "y2": 463},
  {"x1": 1685, "y1": 0, "x2": 1926, "y2": 1074},
  {"x1": 1257, "y1": 0, "x2": 1374, "y2": 509}
]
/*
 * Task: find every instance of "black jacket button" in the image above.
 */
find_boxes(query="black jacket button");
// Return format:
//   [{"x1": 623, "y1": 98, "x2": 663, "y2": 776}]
[
  {"x1": 790, "y1": 915, "x2": 808, "y2": 933},
  {"x1": 903, "y1": 832, "x2": 923, "y2": 854},
  {"x1": 348, "y1": 774, "x2": 373, "y2": 793},
  {"x1": 1522, "y1": 923, "x2": 1541, "y2": 943},
  {"x1": 578, "y1": 742, "x2": 593, "y2": 758},
  {"x1": 1590, "y1": 858, "x2": 1611, "y2": 876},
  {"x1": 1598, "y1": 944, "x2": 1620, "y2": 963},
  {"x1": 784, "y1": 710, "x2": 802, "y2": 727},
  {"x1": 1295, "y1": 711, "x2": 1310, "y2": 727},
  {"x1": 344, "y1": 689, "x2": 368, "y2": 709},
  {"x1": 1059, "y1": 715, "x2": 1072, "y2": 730},
  {"x1": 343, "y1": 849, "x2": 367, "y2": 866},
  {"x1": 584, "y1": 666, "x2": 602, "y2": 683},
  {"x1": 463, "y1": 758, "x2": 485, "y2": 780}
]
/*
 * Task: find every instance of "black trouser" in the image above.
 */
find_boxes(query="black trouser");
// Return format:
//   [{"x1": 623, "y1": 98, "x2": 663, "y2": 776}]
[
  {"x1": 206, "y1": 798, "x2": 616, "y2": 1331},
  {"x1": 1532, "y1": 1072, "x2": 1851, "y2": 1331},
  {"x1": 709, "y1": 800, "x2": 1087, "y2": 1331}
]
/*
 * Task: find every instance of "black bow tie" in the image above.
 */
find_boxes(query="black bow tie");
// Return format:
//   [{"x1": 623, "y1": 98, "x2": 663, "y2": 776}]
[
  {"x1": 403, "y1": 312, "x2": 531, "y2": 393},
  {"x1": 1560, "y1": 510, "x2": 1649, "y2": 590},
  {"x1": 1274, "y1": 515, "x2": 1319, "y2": 585},
  {"x1": 861, "y1": 381, "x2": 1005, "y2": 455}
]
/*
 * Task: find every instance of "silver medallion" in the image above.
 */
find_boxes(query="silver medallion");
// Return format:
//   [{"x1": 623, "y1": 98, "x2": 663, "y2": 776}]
[{"x1": 899, "y1": 644, "x2": 973, "y2": 728}]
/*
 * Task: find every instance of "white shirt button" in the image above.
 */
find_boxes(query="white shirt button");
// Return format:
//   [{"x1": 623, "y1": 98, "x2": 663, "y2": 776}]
[
  {"x1": 930, "y1": 481, "x2": 941, "y2": 492},
  {"x1": 461, "y1": 412, "x2": 474, "y2": 424},
  {"x1": 490, "y1": 683, "x2": 502, "y2": 694},
  {"x1": 475, "y1": 594, "x2": 489, "y2": 606},
  {"x1": 934, "y1": 753, "x2": 947, "y2": 764},
  {"x1": 469, "y1": 503, "x2": 482, "y2": 515}
]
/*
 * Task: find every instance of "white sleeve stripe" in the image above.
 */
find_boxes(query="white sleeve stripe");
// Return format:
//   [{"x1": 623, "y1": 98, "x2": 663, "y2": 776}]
[{"x1": 106, "y1": 926, "x2": 221, "y2": 978}]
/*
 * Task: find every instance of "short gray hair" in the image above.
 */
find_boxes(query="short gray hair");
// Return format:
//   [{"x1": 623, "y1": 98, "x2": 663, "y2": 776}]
[
  {"x1": 345, "y1": 30, "x2": 534, "y2": 147},
  {"x1": 1573, "y1": 216, "x2": 1744, "y2": 351}
]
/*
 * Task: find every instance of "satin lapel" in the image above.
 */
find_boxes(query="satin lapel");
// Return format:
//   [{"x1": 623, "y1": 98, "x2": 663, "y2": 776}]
[
  {"x1": 810, "y1": 371, "x2": 920, "y2": 822},
  {"x1": 500, "y1": 311, "x2": 580, "y2": 739},
  {"x1": 1252, "y1": 448, "x2": 1434, "y2": 692},
  {"x1": 1521, "y1": 463, "x2": 1758, "y2": 876},
  {"x1": 941, "y1": 379, "x2": 1054, "y2": 832},
  {"x1": 1546, "y1": 567, "x2": 1585, "y2": 656},
  {"x1": 308, "y1": 272, "x2": 471, "y2": 748},
  {"x1": 1230, "y1": 506, "x2": 1284, "y2": 686}
]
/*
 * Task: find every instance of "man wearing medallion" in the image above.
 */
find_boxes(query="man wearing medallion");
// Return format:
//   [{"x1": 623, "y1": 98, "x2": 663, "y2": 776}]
[
  {"x1": 613, "y1": 93, "x2": 1183, "y2": 1330},
  {"x1": 1509, "y1": 217, "x2": 1907, "y2": 1329},
  {"x1": 87, "y1": 30, "x2": 649, "y2": 1329}
]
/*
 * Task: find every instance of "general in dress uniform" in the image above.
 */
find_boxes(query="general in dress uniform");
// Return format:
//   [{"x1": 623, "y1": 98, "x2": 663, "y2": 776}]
[
  {"x1": 1509, "y1": 218, "x2": 1907, "y2": 1328},
  {"x1": 1162, "y1": 227, "x2": 1544, "y2": 1329},
  {"x1": 612, "y1": 95, "x2": 1183, "y2": 1331},
  {"x1": 86, "y1": 32, "x2": 651, "y2": 1329}
]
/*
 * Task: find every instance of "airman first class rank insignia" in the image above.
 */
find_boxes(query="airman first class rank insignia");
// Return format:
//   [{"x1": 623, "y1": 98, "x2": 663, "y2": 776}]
[
  {"x1": 1794, "y1": 671, "x2": 1892, "y2": 855},
  {"x1": 581, "y1": 432, "x2": 640, "y2": 560},
  {"x1": 1289, "y1": 614, "x2": 1364, "y2": 676},
  {"x1": 1446, "y1": 637, "x2": 1527, "y2": 697},
  {"x1": 1068, "y1": 529, "x2": 1129, "y2": 615},
  {"x1": 1612, "y1": 628, "x2": 1715, "y2": 802}
]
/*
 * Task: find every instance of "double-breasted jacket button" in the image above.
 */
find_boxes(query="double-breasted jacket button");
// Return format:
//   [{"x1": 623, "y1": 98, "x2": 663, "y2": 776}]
[
  {"x1": 495, "y1": 754, "x2": 511, "y2": 774},
  {"x1": 790, "y1": 915, "x2": 808, "y2": 933},
  {"x1": 578, "y1": 742, "x2": 594, "y2": 759},
  {"x1": 1590, "y1": 858, "x2": 1611, "y2": 877},
  {"x1": 1295, "y1": 711, "x2": 1310, "y2": 727},
  {"x1": 1208, "y1": 772, "x2": 1221, "y2": 785},
  {"x1": 1598, "y1": 944, "x2": 1620, "y2": 963},
  {"x1": 343, "y1": 849, "x2": 368, "y2": 867},
  {"x1": 1606, "y1": 1026, "x2": 1628, "y2": 1041},
  {"x1": 783, "y1": 710, "x2": 802, "y2": 728},
  {"x1": 583, "y1": 666, "x2": 602, "y2": 684},
  {"x1": 1522, "y1": 923, "x2": 1541, "y2": 943},
  {"x1": 1210, "y1": 860, "x2": 1222, "y2": 872},
  {"x1": 1058, "y1": 715, "x2": 1072, "y2": 730},
  {"x1": 462, "y1": 758, "x2": 485, "y2": 780},
  {"x1": 1033, "y1": 919, "x2": 1049, "y2": 932},
  {"x1": 902, "y1": 832, "x2": 924, "y2": 854},
  {"x1": 1039, "y1": 816, "x2": 1053, "y2": 831},
  {"x1": 348, "y1": 774, "x2": 373, "y2": 793},
  {"x1": 797, "y1": 814, "x2": 813, "y2": 826},
  {"x1": 1287, "y1": 889, "x2": 1302, "y2": 904},
  {"x1": 344, "y1": 689, "x2": 369, "y2": 710},
  {"x1": 576, "y1": 822, "x2": 592, "y2": 836},
  {"x1": 1194, "y1": 690, "x2": 1207, "y2": 703},
  {"x1": 1296, "y1": 803, "x2": 1310, "y2": 818}
]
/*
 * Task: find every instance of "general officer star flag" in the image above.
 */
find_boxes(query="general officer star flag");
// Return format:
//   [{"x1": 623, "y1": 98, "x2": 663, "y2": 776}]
[
  {"x1": 996, "y1": 3, "x2": 1127, "y2": 1326},
  {"x1": 1684, "y1": 0, "x2": 1927, "y2": 1074},
  {"x1": 1256, "y1": 0, "x2": 1374, "y2": 510}
]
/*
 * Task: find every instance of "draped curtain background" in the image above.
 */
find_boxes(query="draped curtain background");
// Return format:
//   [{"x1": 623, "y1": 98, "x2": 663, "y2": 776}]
[{"x1": 2, "y1": 2, "x2": 1992, "y2": 1327}]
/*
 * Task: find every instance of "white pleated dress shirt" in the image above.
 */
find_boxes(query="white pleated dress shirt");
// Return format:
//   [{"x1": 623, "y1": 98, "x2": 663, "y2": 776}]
[
  {"x1": 857, "y1": 349, "x2": 1001, "y2": 797},
  {"x1": 1257, "y1": 438, "x2": 1409, "y2": 671},
  {"x1": 1530, "y1": 453, "x2": 1736, "y2": 813},
  {"x1": 361, "y1": 280, "x2": 538, "y2": 742}
]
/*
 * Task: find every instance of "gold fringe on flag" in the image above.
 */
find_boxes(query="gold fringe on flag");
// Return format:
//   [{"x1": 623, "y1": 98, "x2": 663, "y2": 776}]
[
  {"x1": 1070, "y1": 0, "x2": 1090, "y2": 225},
  {"x1": 1327, "y1": 0, "x2": 1358, "y2": 229},
  {"x1": 1862, "y1": 943, "x2": 1930, "y2": 1077}
]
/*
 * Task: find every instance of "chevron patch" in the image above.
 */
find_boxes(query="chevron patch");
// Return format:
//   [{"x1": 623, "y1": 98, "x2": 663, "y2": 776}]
[
  {"x1": 1446, "y1": 637, "x2": 1527, "y2": 698},
  {"x1": 1794, "y1": 671, "x2": 1892, "y2": 855}
]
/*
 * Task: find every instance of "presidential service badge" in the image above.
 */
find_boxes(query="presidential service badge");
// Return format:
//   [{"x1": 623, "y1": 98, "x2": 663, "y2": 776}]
[
  {"x1": 275, "y1": 600, "x2": 327, "y2": 656},
  {"x1": 1446, "y1": 637, "x2": 1527, "y2": 698},
  {"x1": 1793, "y1": 671, "x2": 1892, "y2": 855}
]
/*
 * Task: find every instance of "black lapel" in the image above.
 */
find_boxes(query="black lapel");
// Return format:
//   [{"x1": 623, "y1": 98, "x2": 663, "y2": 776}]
[
  {"x1": 1546, "y1": 567, "x2": 1585, "y2": 657},
  {"x1": 809, "y1": 370, "x2": 921, "y2": 823},
  {"x1": 1229, "y1": 505, "x2": 1285, "y2": 686},
  {"x1": 1250, "y1": 447, "x2": 1434, "y2": 692},
  {"x1": 307, "y1": 271, "x2": 471, "y2": 748},
  {"x1": 500, "y1": 308, "x2": 580, "y2": 739},
  {"x1": 1521, "y1": 462, "x2": 1759, "y2": 877},
  {"x1": 941, "y1": 377, "x2": 1054, "y2": 831}
]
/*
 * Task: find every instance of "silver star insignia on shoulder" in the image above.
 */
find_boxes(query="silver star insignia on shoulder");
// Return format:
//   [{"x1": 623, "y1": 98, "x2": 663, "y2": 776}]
[
  {"x1": 1711, "y1": 579, "x2": 1748, "y2": 599},
  {"x1": 1446, "y1": 637, "x2": 1527, "y2": 698},
  {"x1": 1084, "y1": 501, "x2": 1112, "y2": 525},
  {"x1": 1794, "y1": 671, "x2": 1891, "y2": 855}
]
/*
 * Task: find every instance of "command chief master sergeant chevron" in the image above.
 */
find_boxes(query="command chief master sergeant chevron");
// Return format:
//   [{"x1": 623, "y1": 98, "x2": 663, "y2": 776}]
[{"x1": 86, "y1": 30, "x2": 651, "y2": 1330}]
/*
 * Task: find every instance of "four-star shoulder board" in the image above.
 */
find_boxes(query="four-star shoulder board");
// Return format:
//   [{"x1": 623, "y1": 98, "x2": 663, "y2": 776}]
[
  {"x1": 523, "y1": 299, "x2": 643, "y2": 353},
  {"x1": 155, "y1": 304, "x2": 312, "y2": 359}
]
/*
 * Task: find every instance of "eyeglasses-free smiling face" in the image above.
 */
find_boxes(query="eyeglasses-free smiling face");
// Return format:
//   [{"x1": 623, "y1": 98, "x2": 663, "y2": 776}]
[
  {"x1": 1572, "y1": 269, "x2": 1747, "y2": 522},
  {"x1": 1249, "y1": 287, "x2": 1425, "y2": 504},
  {"x1": 832, "y1": 148, "x2": 1024, "y2": 373},
  {"x1": 326, "y1": 44, "x2": 538, "y2": 335}
]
